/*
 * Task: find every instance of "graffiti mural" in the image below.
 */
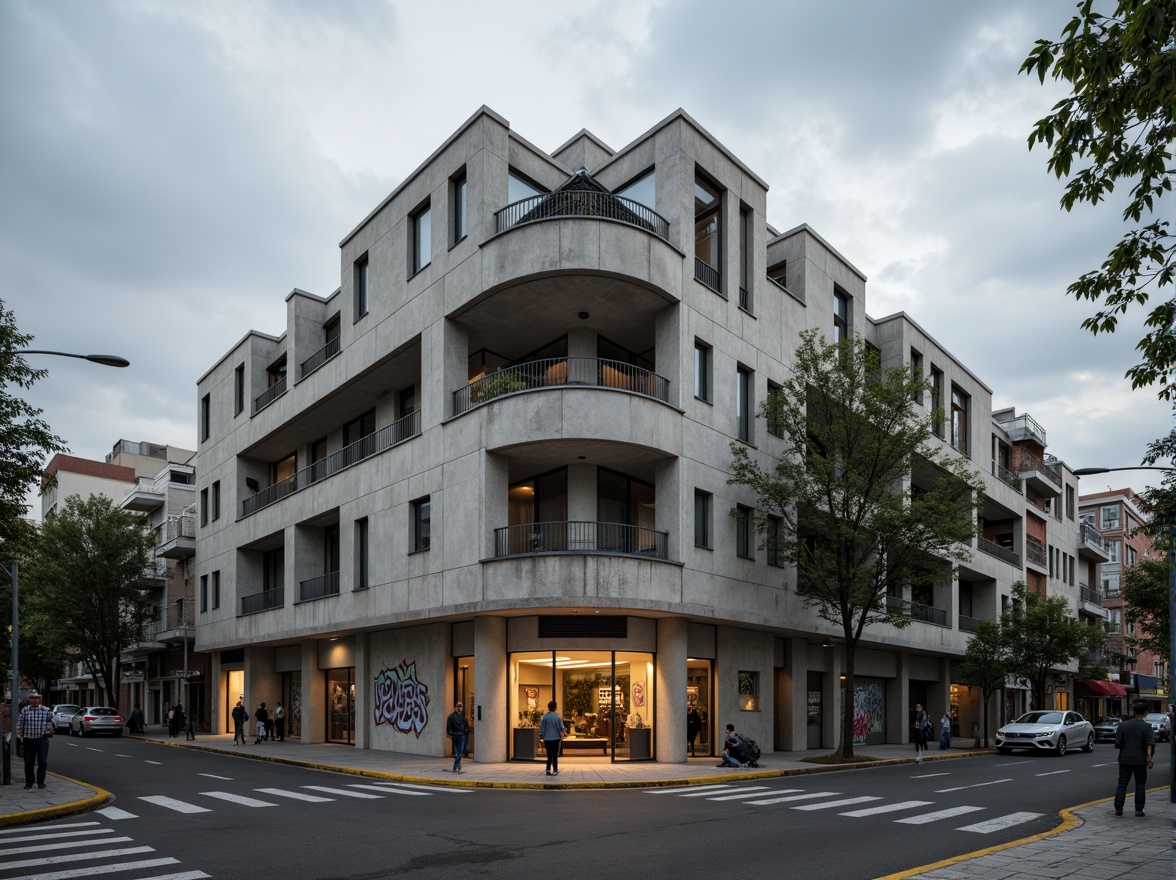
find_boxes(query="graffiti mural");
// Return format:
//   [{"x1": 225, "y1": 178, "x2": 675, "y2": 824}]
[
  {"x1": 373, "y1": 659, "x2": 430, "y2": 737},
  {"x1": 852, "y1": 680, "x2": 886, "y2": 744}
]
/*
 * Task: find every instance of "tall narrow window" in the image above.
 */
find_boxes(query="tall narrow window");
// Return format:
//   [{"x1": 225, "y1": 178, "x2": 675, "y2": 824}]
[
  {"x1": 452, "y1": 172, "x2": 467, "y2": 244},
  {"x1": 767, "y1": 515, "x2": 784, "y2": 567},
  {"x1": 950, "y1": 385, "x2": 970, "y2": 454},
  {"x1": 614, "y1": 169, "x2": 655, "y2": 212},
  {"x1": 356, "y1": 518, "x2": 369, "y2": 590},
  {"x1": 212, "y1": 571, "x2": 220, "y2": 609},
  {"x1": 234, "y1": 365, "x2": 245, "y2": 416},
  {"x1": 909, "y1": 349, "x2": 923, "y2": 403},
  {"x1": 200, "y1": 575, "x2": 208, "y2": 613},
  {"x1": 930, "y1": 367, "x2": 944, "y2": 438},
  {"x1": 200, "y1": 488, "x2": 209, "y2": 527},
  {"x1": 694, "y1": 490, "x2": 712, "y2": 548},
  {"x1": 201, "y1": 394, "x2": 211, "y2": 441},
  {"x1": 736, "y1": 504, "x2": 753, "y2": 559},
  {"x1": 211, "y1": 481, "x2": 221, "y2": 522},
  {"x1": 694, "y1": 341, "x2": 711, "y2": 401},
  {"x1": 833, "y1": 289, "x2": 849, "y2": 343},
  {"x1": 412, "y1": 204, "x2": 431, "y2": 274},
  {"x1": 766, "y1": 380, "x2": 783, "y2": 436},
  {"x1": 737, "y1": 365, "x2": 753, "y2": 442},
  {"x1": 412, "y1": 497, "x2": 431, "y2": 551},
  {"x1": 694, "y1": 172, "x2": 722, "y2": 292},
  {"x1": 739, "y1": 206, "x2": 752, "y2": 312},
  {"x1": 354, "y1": 254, "x2": 369, "y2": 320},
  {"x1": 1065, "y1": 485, "x2": 1075, "y2": 520}
]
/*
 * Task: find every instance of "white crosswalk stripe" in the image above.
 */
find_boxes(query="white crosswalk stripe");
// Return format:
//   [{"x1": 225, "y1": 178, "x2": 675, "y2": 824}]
[
  {"x1": 0, "y1": 822, "x2": 100, "y2": 836},
  {"x1": 254, "y1": 788, "x2": 335, "y2": 802},
  {"x1": 138, "y1": 796, "x2": 211, "y2": 814},
  {"x1": 791, "y1": 796, "x2": 882, "y2": 811},
  {"x1": 95, "y1": 807, "x2": 138, "y2": 820},
  {"x1": 347, "y1": 784, "x2": 429, "y2": 796},
  {"x1": 644, "y1": 783, "x2": 735, "y2": 794},
  {"x1": 744, "y1": 791, "x2": 840, "y2": 806},
  {"x1": 0, "y1": 822, "x2": 209, "y2": 880},
  {"x1": 957, "y1": 812, "x2": 1045, "y2": 833},
  {"x1": 0, "y1": 837, "x2": 134, "y2": 856},
  {"x1": 364, "y1": 782, "x2": 474, "y2": 794},
  {"x1": 707, "y1": 788, "x2": 804, "y2": 801},
  {"x1": 2, "y1": 846, "x2": 156, "y2": 870},
  {"x1": 199, "y1": 791, "x2": 279, "y2": 808},
  {"x1": 0, "y1": 828, "x2": 114, "y2": 845},
  {"x1": 894, "y1": 805, "x2": 986, "y2": 824},
  {"x1": 301, "y1": 785, "x2": 384, "y2": 798},
  {"x1": 5, "y1": 858, "x2": 181, "y2": 880},
  {"x1": 839, "y1": 800, "x2": 932, "y2": 817}
]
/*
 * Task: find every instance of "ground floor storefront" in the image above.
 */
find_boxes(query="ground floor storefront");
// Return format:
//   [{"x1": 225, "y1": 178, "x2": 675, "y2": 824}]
[{"x1": 200, "y1": 615, "x2": 1024, "y2": 763}]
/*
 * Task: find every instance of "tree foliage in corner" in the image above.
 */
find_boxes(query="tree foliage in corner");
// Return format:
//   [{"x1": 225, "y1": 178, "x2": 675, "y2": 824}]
[
  {"x1": 957, "y1": 619, "x2": 1008, "y2": 748},
  {"x1": 729, "y1": 331, "x2": 983, "y2": 760},
  {"x1": 0, "y1": 300, "x2": 67, "y2": 549},
  {"x1": 1020, "y1": 0, "x2": 1175, "y2": 399},
  {"x1": 1002, "y1": 582, "x2": 1106, "y2": 709},
  {"x1": 24, "y1": 494, "x2": 156, "y2": 707},
  {"x1": 1121, "y1": 556, "x2": 1170, "y2": 659}
]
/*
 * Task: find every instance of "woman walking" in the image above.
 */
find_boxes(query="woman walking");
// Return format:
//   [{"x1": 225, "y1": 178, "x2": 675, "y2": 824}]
[
  {"x1": 913, "y1": 703, "x2": 929, "y2": 764},
  {"x1": 538, "y1": 701, "x2": 565, "y2": 777}
]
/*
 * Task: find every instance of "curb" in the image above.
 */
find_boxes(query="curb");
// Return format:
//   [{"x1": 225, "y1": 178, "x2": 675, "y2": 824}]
[{"x1": 0, "y1": 772, "x2": 111, "y2": 828}]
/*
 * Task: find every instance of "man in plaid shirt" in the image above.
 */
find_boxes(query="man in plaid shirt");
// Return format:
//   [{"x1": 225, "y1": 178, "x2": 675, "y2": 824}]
[{"x1": 16, "y1": 691, "x2": 54, "y2": 789}]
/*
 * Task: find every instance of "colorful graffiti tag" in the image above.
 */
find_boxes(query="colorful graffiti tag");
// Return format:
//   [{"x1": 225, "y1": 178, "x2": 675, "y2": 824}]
[
  {"x1": 373, "y1": 659, "x2": 430, "y2": 737},
  {"x1": 852, "y1": 681, "x2": 885, "y2": 744}
]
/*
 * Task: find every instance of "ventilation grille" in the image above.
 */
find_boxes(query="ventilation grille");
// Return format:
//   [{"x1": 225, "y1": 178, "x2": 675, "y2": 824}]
[{"x1": 538, "y1": 616, "x2": 627, "y2": 639}]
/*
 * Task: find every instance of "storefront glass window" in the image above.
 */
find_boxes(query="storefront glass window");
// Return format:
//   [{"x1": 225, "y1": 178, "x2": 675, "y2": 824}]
[{"x1": 327, "y1": 668, "x2": 355, "y2": 744}]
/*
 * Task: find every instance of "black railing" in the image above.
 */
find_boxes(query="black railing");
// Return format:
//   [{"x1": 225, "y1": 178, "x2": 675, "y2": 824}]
[
  {"x1": 254, "y1": 376, "x2": 287, "y2": 414},
  {"x1": 885, "y1": 596, "x2": 948, "y2": 626},
  {"x1": 298, "y1": 571, "x2": 340, "y2": 603},
  {"x1": 299, "y1": 336, "x2": 342, "y2": 379},
  {"x1": 977, "y1": 536, "x2": 1021, "y2": 567},
  {"x1": 958, "y1": 615, "x2": 982, "y2": 633},
  {"x1": 1025, "y1": 534, "x2": 1047, "y2": 568},
  {"x1": 1079, "y1": 521, "x2": 1105, "y2": 551},
  {"x1": 1014, "y1": 448, "x2": 1062, "y2": 488},
  {"x1": 242, "y1": 410, "x2": 422, "y2": 517},
  {"x1": 453, "y1": 357, "x2": 670, "y2": 415},
  {"x1": 766, "y1": 274, "x2": 805, "y2": 303},
  {"x1": 694, "y1": 258, "x2": 720, "y2": 292},
  {"x1": 493, "y1": 521, "x2": 668, "y2": 560},
  {"x1": 993, "y1": 463, "x2": 1022, "y2": 492},
  {"x1": 494, "y1": 191, "x2": 670, "y2": 242},
  {"x1": 1080, "y1": 585, "x2": 1102, "y2": 607},
  {"x1": 738, "y1": 286, "x2": 752, "y2": 312},
  {"x1": 241, "y1": 587, "x2": 284, "y2": 615}
]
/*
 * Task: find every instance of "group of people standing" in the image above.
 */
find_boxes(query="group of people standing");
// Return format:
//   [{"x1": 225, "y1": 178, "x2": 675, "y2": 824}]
[{"x1": 230, "y1": 698, "x2": 285, "y2": 745}]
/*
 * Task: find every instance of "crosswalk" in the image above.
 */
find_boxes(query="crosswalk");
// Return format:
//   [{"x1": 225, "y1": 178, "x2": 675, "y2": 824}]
[
  {"x1": 0, "y1": 820, "x2": 208, "y2": 880},
  {"x1": 93, "y1": 781, "x2": 470, "y2": 820},
  {"x1": 645, "y1": 783, "x2": 1044, "y2": 833}
]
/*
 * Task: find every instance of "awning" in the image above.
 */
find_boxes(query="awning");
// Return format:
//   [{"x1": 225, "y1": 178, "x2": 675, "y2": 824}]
[{"x1": 1076, "y1": 679, "x2": 1128, "y2": 697}]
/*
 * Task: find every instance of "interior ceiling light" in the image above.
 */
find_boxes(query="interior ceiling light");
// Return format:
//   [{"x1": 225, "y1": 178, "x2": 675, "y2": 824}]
[{"x1": 578, "y1": 311, "x2": 590, "y2": 320}]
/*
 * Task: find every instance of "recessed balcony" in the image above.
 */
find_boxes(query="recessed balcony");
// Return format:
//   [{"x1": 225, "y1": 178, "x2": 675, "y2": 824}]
[
  {"x1": 158, "y1": 515, "x2": 196, "y2": 558},
  {"x1": 453, "y1": 357, "x2": 670, "y2": 416},
  {"x1": 299, "y1": 336, "x2": 342, "y2": 380},
  {"x1": 977, "y1": 536, "x2": 1021, "y2": 568},
  {"x1": 885, "y1": 596, "x2": 948, "y2": 627},
  {"x1": 1024, "y1": 534, "x2": 1048, "y2": 573},
  {"x1": 493, "y1": 521, "x2": 668, "y2": 561},
  {"x1": 495, "y1": 190, "x2": 670, "y2": 244},
  {"x1": 241, "y1": 587, "x2": 285, "y2": 615},
  {"x1": 122, "y1": 478, "x2": 165, "y2": 512},
  {"x1": 1013, "y1": 449, "x2": 1062, "y2": 498},
  {"x1": 298, "y1": 571, "x2": 340, "y2": 603},
  {"x1": 253, "y1": 375, "x2": 287, "y2": 414}
]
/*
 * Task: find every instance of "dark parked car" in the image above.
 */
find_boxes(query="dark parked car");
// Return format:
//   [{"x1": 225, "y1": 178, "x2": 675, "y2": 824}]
[
  {"x1": 1143, "y1": 712, "x2": 1171, "y2": 742},
  {"x1": 69, "y1": 706, "x2": 124, "y2": 737},
  {"x1": 1093, "y1": 716, "x2": 1122, "y2": 743}
]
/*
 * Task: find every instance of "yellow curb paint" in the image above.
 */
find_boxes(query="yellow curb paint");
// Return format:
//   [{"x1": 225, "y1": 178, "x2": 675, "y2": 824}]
[
  {"x1": 872, "y1": 786, "x2": 1169, "y2": 880},
  {"x1": 0, "y1": 771, "x2": 111, "y2": 828}
]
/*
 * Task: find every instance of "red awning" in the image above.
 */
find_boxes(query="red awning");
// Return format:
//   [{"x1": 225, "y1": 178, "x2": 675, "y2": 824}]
[{"x1": 1075, "y1": 679, "x2": 1128, "y2": 697}]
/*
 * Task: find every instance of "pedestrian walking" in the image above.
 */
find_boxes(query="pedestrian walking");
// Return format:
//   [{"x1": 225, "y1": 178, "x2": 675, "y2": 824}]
[
  {"x1": 913, "y1": 703, "x2": 929, "y2": 763},
  {"x1": 939, "y1": 713, "x2": 951, "y2": 750},
  {"x1": 538, "y1": 700, "x2": 565, "y2": 776},
  {"x1": 718, "y1": 723, "x2": 744, "y2": 767},
  {"x1": 254, "y1": 702, "x2": 269, "y2": 745},
  {"x1": 445, "y1": 701, "x2": 471, "y2": 773},
  {"x1": 16, "y1": 692, "x2": 53, "y2": 790},
  {"x1": 231, "y1": 700, "x2": 248, "y2": 745},
  {"x1": 186, "y1": 709, "x2": 197, "y2": 740},
  {"x1": 171, "y1": 704, "x2": 185, "y2": 739},
  {"x1": 128, "y1": 704, "x2": 145, "y2": 734},
  {"x1": 686, "y1": 706, "x2": 702, "y2": 757},
  {"x1": 273, "y1": 701, "x2": 285, "y2": 741},
  {"x1": 1112, "y1": 701, "x2": 1155, "y2": 817}
]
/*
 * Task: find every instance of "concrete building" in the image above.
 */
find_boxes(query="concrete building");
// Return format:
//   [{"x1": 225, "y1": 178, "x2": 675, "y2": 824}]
[{"x1": 195, "y1": 107, "x2": 1101, "y2": 762}]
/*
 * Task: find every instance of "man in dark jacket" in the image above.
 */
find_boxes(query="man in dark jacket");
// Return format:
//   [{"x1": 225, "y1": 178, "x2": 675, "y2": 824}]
[
  {"x1": 231, "y1": 700, "x2": 248, "y2": 745},
  {"x1": 445, "y1": 702, "x2": 471, "y2": 773},
  {"x1": 1113, "y1": 701, "x2": 1155, "y2": 817},
  {"x1": 254, "y1": 702, "x2": 269, "y2": 745}
]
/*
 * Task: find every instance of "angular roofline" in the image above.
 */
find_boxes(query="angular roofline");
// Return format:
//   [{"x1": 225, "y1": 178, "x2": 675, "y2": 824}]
[
  {"x1": 551, "y1": 127, "x2": 616, "y2": 162},
  {"x1": 770, "y1": 222, "x2": 868, "y2": 283},
  {"x1": 197, "y1": 329, "x2": 284, "y2": 386},
  {"x1": 869, "y1": 310, "x2": 994, "y2": 394},
  {"x1": 507, "y1": 129, "x2": 572, "y2": 177}
]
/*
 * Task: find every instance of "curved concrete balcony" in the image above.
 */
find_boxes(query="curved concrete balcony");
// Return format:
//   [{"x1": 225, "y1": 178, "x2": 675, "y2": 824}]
[
  {"x1": 493, "y1": 521, "x2": 668, "y2": 560},
  {"x1": 454, "y1": 357, "x2": 670, "y2": 415}
]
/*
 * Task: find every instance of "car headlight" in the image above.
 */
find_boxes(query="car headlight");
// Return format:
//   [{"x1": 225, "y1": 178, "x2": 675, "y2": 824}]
[{"x1": 1033, "y1": 732, "x2": 1054, "y2": 738}]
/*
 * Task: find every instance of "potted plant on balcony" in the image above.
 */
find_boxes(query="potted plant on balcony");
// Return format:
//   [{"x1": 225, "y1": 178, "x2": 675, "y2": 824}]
[{"x1": 472, "y1": 369, "x2": 528, "y2": 404}]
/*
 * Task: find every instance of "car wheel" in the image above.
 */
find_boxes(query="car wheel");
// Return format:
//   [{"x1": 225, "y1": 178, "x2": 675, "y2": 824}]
[
  {"x1": 1084, "y1": 733, "x2": 1094, "y2": 752},
  {"x1": 1055, "y1": 734, "x2": 1067, "y2": 756},
  {"x1": 69, "y1": 725, "x2": 78, "y2": 737}
]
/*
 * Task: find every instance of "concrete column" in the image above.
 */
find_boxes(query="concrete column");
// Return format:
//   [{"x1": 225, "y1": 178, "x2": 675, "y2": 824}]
[
  {"x1": 888, "y1": 652, "x2": 910, "y2": 745},
  {"x1": 421, "y1": 317, "x2": 445, "y2": 430},
  {"x1": 656, "y1": 617, "x2": 688, "y2": 763},
  {"x1": 209, "y1": 653, "x2": 223, "y2": 734},
  {"x1": 474, "y1": 616, "x2": 507, "y2": 762},
  {"x1": 567, "y1": 464, "x2": 596, "y2": 522},
  {"x1": 780, "y1": 638, "x2": 809, "y2": 750},
  {"x1": 244, "y1": 646, "x2": 278, "y2": 735},
  {"x1": 567, "y1": 327, "x2": 596, "y2": 359},
  {"x1": 302, "y1": 640, "x2": 326, "y2": 744},
  {"x1": 483, "y1": 453, "x2": 509, "y2": 559},
  {"x1": 353, "y1": 632, "x2": 371, "y2": 749},
  {"x1": 443, "y1": 318, "x2": 468, "y2": 419},
  {"x1": 654, "y1": 457, "x2": 681, "y2": 562},
  {"x1": 654, "y1": 304, "x2": 682, "y2": 408}
]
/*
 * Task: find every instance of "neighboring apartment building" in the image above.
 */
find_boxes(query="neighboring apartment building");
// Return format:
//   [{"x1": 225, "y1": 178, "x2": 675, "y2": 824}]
[
  {"x1": 41, "y1": 440, "x2": 201, "y2": 718},
  {"x1": 1079, "y1": 488, "x2": 1165, "y2": 713},
  {"x1": 195, "y1": 107, "x2": 1100, "y2": 762}
]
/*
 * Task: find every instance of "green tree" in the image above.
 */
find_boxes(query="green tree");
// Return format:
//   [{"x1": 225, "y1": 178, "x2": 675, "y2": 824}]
[
  {"x1": 1002, "y1": 581, "x2": 1106, "y2": 711},
  {"x1": 958, "y1": 619, "x2": 1008, "y2": 748},
  {"x1": 1136, "y1": 431, "x2": 1175, "y2": 550},
  {"x1": 1121, "y1": 556, "x2": 1170, "y2": 658},
  {"x1": 1020, "y1": 0, "x2": 1176, "y2": 399},
  {"x1": 0, "y1": 300, "x2": 67, "y2": 549},
  {"x1": 729, "y1": 332, "x2": 983, "y2": 760},
  {"x1": 23, "y1": 494, "x2": 156, "y2": 707}
]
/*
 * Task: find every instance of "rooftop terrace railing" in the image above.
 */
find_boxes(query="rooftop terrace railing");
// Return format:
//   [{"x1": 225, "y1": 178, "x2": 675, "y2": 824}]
[
  {"x1": 299, "y1": 336, "x2": 341, "y2": 380},
  {"x1": 494, "y1": 191, "x2": 670, "y2": 242}
]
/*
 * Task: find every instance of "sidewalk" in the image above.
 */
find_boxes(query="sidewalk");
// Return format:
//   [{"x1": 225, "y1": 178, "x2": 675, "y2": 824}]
[{"x1": 2, "y1": 733, "x2": 1170, "y2": 879}]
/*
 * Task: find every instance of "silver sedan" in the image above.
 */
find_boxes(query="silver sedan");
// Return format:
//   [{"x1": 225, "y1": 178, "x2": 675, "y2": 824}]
[
  {"x1": 995, "y1": 710, "x2": 1094, "y2": 756},
  {"x1": 68, "y1": 707, "x2": 125, "y2": 737}
]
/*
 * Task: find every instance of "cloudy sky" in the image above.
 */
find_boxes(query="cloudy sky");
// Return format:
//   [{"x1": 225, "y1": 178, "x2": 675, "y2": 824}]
[{"x1": 1, "y1": 0, "x2": 1168, "y2": 514}]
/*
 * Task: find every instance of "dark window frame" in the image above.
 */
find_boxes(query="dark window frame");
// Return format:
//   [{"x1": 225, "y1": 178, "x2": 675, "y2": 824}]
[
  {"x1": 694, "y1": 340, "x2": 711, "y2": 402},
  {"x1": 411, "y1": 496, "x2": 431, "y2": 552},
  {"x1": 234, "y1": 365, "x2": 245, "y2": 416},
  {"x1": 735, "y1": 504, "x2": 754, "y2": 559},
  {"x1": 200, "y1": 394, "x2": 211, "y2": 442},
  {"x1": 451, "y1": 170, "x2": 468, "y2": 246},
  {"x1": 354, "y1": 253, "x2": 369, "y2": 320},
  {"x1": 694, "y1": 490, "x2": 712, "y2": 549},
  {"x1": 411, "y1": 201, "x2": 432, "y2": 276},
  {"x1": 356, "y1": 517, "x2": 369, "y2": 590},
  {"x1": 211, "y1": 481, "x2": 221, "y2": 522}
]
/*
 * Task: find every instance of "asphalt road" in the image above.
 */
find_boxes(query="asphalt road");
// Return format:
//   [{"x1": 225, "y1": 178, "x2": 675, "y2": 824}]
[{"x1": 20, "y1": 736, "x2": 1169, "y2": 880}]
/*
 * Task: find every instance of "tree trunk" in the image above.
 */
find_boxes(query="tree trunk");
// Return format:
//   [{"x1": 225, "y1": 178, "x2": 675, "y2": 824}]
[{"x1": 833, "y1": 646, "x2": 857, "y2": 760}]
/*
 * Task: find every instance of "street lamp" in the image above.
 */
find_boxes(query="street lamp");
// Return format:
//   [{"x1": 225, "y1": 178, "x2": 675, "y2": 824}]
[
  {"x1": 6, "y1": 348, "x2": 129, "y2": 737},
  {"x1": 1073, "y1": 464, "x2": 1173, "y2": 804}
]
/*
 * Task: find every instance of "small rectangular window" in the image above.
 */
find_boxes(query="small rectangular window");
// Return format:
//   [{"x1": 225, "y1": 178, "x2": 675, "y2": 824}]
[
  {"x1": 201, "y1": 394, "x2": 211, "y2": 442},
  {"x1": 833, "y1": 289, "x2": 849, "y2": 343},
  {"x1": 354, "y1": 254, "x2": 369, "y2": 319},
  {"x1": 212, "y1": 571, "x2": 220, "y2": 610},
  {"x1": 200, "y1": 575, "x2": 208, "y2": 613},
  {"x1": 767, "y1": 261, "x2": 787, "y2": 290},
  {"x1": 694, "y1": 171, "x2": 722, "y2": 292},
  {"x1": 234, "y1": 365, "x2": 245, "y2": 416},
  {"x1": 767, "y1": 516, "x2": 784, "y2": 567},
  {"x1": 766, "y1": 381, "x2": 783, "y2": 437},
  {"x1": 736, "y1": 504, "x2": 753, "y2": 559},
  {"x1": 1065, "y1": 485, "x2": 1075, "y2": 520},
  {"x1": 694, "y1": 490, "x2": 712, "y2": 548},
  {"x1": 412, "y1": 204, "x2": 431, "y2": 274},
  {"x1": 356, "y1": 517, "x2": 369, "y2": 590},
  {"x1": 200, "y1": 488, "x2": 209, "y2": 527},
  {"x1": 452, "y1": 172, "x2": 467, "y2": 244},
  {"x1": 950, "y1": 385, "x2": 970, "y2": 454},
  {"x1": 412, "y1": 497, "x2": 431, "y2": 552},
  {"x1": 694, "y1": 341, "x2": 711, "y2": 401},
  {"x1": 1100, "y1": 505, "x2": 1120, "y2": 530},
  {"x1": 211, "y1": 481, "x2": 221, "y2": 522},
  {"x1": 737, "y1": 366, "x2": 753, "y2": 443}
]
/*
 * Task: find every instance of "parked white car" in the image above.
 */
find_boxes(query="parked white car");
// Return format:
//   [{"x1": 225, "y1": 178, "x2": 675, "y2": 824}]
[
  {"x1": 50, "y1": 704, "x2": 81, "y2": 734},
  {"x1": 995, "y1": 710, "x2": 1094, "y2": 756}
]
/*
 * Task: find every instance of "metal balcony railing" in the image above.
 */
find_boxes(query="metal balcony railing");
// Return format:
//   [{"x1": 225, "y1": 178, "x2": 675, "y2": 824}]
[
  {"x1": 241, "y1": 587, "x2": 285, "y2": 615},
  {"x1": 1013, "y1": 448, "x2": 1063, "y2": 488},
  {"x1": 253, "y1": 375, "x2": 287, "y2": 414},
  {"x1": 494, "y1": 191, "x2": 670, "y2": 242},
  {"x1": 298, "y1": 571, "x2": 340, "y2": 603},
  {"x1": 1080, "y1": 585, "x2": 1102, "y2": 607},
  {"x1": 1025, "y1": 534, "x2": 1047, "y2": 568},
  {"x1": 958, "y1": 615, "x2": 982, "y2": 633},
  {"x1": 299, "y1": 336, "x2": 342, "y2": 379},
  {"x1": 738, "y1": 286, "x2": 752, "y2": 312},
  {"x1": 493, "y1": 521, "x2": 668, "y2": 560},
  {"x1": 977, "y1": 536, "x2": 1021, "y2": 567},
  {"x1": 453, "y1": 357, "x2": 670, "y2": 415},
  {"x1": 885, "y1": 596, "x2": 948, "y2": 627},
  {"x1": 992, "y1": 463, "x2": 1022, "y2": 493},
  {"x1": 997, "y1": 413, "x2": 1047, "y2": 446},
  {"x1": 164, "y1": 515, "x2": 195, "y2": 541},
  {"x1": 241, "y1": 410, "x2": 422, "y2": 517},
  {"x1": 146, "y1": 604, "x2": 193, "y2": 638},
  {"x1": 694, "y1": 258, "x2": 720, "y2": 292},
  {"x1": 1079, "y1": 521, "x2": 1105, "y2": 551}
]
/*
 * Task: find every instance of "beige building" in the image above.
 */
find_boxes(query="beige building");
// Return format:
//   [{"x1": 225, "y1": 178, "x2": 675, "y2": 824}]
[{"x1": 195, "y1": 107, "x2": 1100, "y2": 762}]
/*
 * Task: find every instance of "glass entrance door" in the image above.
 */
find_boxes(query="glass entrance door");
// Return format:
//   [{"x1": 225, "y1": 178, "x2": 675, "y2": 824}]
[{"x1": 327, "y1": 668, "x2": 355, "y2": 744}]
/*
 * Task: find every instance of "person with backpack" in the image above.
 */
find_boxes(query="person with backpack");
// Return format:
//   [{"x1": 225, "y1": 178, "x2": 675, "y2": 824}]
[
  {"x1": 718, "y1": 724, "x2": 744, "y2": 767},
  {"x1": 913, "y1": 703, "x2": 930, "y2": 763},
  {"x1": 254, "y1": 702, "x2": 269, "y2": 745},
  {"x1": 231, "y1": 700, "x2": 248, "y2": 745}
]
